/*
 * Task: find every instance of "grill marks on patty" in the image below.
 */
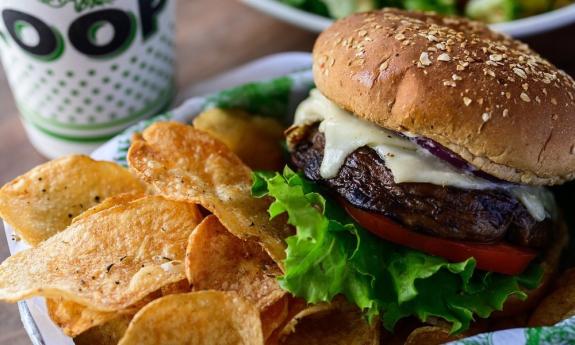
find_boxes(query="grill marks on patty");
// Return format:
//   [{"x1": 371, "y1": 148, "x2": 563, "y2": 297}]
[{"x1": 290, "y1": 126, "x2": 552, "y2": 249}]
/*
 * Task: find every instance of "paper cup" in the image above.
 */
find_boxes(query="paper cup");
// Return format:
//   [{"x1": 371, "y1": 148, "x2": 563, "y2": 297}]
[{"x1": 0, "y1": 0, "x2": 176, "y2": 158}]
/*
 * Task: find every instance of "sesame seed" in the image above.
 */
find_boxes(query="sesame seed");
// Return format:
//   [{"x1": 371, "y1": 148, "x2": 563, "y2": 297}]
[
  {"x1": 520, "y1": 92, "x2": 531, "y2": 102},
  {"x1": 484, "y1": 68, "x2": 496, "y2": 77},
  {"x1": 463, "y1": 97, "x2": 472, "y2": 106},
  {"x1": 443, "y1": 80, "x2": 456, "y2": 87},
  {"x1": 502, "y1": 109, "x2": 509, "y2": 117},
  {"x1": 489, "y1": 54, "x2": 503, "y2": 62},
  {"x1": 358, "y1": 30, "x2": 368, "y2": 37},
  {"x1": 379, "y1": 59, "x2": 389, "y2": 71},
  {"x1": 522, "y1": 83, "x2": 529, "y2": 91},
  {"x1": 551, "y1": 98, "x2": 558, "y2": 105},
  {"x1": 482, "y1": 112, "x2": 491, "y2": 122},
  {"x1": 394, "y1": 33, "x2": 405, "y2": 40},
  {"x1": 419, "y1": 52, "x2": 432, "y2": 66},
  {"x1": 437, "y1": 53, "x2": 451, "y2": 62},
  {"x1": 513, "y1": 68, "x2": 527, "y2": 79},
  {"x1": 436, "y1": 43, "x2": 446, "y2": 50},
  {"x1": 452, "y1": 74, "x2": 462, "y2": 81},
  {"x1": 427, "y1": 34, "x2": 438, "y2": 42}
]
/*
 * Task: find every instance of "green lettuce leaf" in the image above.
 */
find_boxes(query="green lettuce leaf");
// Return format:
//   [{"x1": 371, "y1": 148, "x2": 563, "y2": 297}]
[{"x1": 252, "y1": 167, "x2": 542, "y2": 333}]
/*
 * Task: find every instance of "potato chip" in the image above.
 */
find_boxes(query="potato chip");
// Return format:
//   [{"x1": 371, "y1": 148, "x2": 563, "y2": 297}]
[
  {"x1": 49, "y1": 278, "x2": 191, "y2": 337},
  {"x1": 529, "y1": 268, "x2": 575, "y2": 326},
  {"x1": 279, "y1": 299, "x2": 379, "y2": 345},
  {"x1": 404, "y1": 326, "x2": 464, "y2": 345},
  {"x1": 160, "y1": 279, "x2": 190, "y2": 296},
  {"x1": 193, "y1": 108, "x2": 285, "y2": 171},
  {"x1": 118, "y1": 291, "x2": 264, "y2": 345},
  {"x1": 127, "y1": 122, "x2": 293, "y2": 267},
  {"x1": 266, "y1": 299, "x2": 330, "y2": 344},
  {"x1": 0, "y1": 155, "x2": 146, "y2": 245},
  {"x1": 0, "y1": 195, "x2": 202, "y2": 311},
  {"x1": 261, "y1": 295, "x2": 291, "y2": 341},
  {"x1": 46, "y1": 192, "x2": 149, "y2": 337},
  {"x1": 186, "y1": 215, "x2": 286, "y2": 338},
  {"x1": 47, "y1": 298, "x2": 119, "y2": 337},
  {"x1": 47, "y1": 290, "x2": 161, "y2": 337},
  {"x1": 71, "y1": 192, "x2": 146, "y2": 224},
  {"x1": 74, "y1": 314, "x2": 133, "y2": 345},
  {"x1": 186, "y1": 215, "x2": 284, "y2": 308}
]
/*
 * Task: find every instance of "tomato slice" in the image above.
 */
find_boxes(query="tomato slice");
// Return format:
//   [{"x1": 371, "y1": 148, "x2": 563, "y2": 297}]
[{"x1": 344, "y1": 203, "x2": 538, "y2": 275}]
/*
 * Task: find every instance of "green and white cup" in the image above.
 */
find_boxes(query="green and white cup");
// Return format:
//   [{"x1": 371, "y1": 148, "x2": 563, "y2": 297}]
[{"x1": 0, "y1": 0, "x2": 176, "y2": 158}]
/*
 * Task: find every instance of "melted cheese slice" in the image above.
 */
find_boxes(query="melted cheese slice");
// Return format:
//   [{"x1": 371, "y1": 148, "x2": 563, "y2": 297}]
[{"x1": 294, "y1": 89, "x2": 555, "y2": 221}]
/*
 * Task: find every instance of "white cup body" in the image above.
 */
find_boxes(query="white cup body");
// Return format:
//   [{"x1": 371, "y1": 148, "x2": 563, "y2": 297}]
[{"x1": 0, "y1": 0, "x2": 176, "y2": 158}]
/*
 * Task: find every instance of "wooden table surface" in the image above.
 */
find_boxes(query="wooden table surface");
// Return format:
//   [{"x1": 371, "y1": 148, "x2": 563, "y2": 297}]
[{"x1": 0, "y1": 1, "x2": 574, "y2": 344}]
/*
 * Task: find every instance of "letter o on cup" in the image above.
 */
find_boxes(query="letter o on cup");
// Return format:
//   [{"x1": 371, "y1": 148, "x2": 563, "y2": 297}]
[
  {"x1": 2, "y1": 9, "x2": 64, "y2": 61},
  {"x1": 68, "y1": 9, "x2": 136, "y2": 59}
]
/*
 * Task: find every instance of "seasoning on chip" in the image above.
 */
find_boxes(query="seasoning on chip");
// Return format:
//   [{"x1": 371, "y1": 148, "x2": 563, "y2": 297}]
[
  {"x1": 0, "y1": 195, "x2": 202, "y2": 311},
  {"x1": 128, "y1": 122, "x2": 293, "y2": 268},
  {"x1": 0, "y1": 155, "x2": 145, "y2": 245},
  {"x1": 186, "y1": 215, "x2": 286, "y2": 339}
]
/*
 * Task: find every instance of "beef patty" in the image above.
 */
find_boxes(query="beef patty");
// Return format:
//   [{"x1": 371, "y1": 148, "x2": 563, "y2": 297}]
[{"x1": 290, "y1": 126, "x2": 552, "y2": 249}]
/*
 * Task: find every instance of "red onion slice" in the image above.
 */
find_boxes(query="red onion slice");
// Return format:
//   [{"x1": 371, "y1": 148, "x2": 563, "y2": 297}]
[{"x1": 408, "y1": 136, "x2": 508, "y2": 184}]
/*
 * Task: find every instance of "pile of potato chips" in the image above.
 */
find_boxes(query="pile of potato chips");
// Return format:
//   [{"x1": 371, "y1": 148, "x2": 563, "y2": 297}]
[
  {"x1": 0, "y1": 109, "x2": 573, "y2": 345},
  {"x1": 0, "y1": 110, "x2": 378, "y2": 345}
]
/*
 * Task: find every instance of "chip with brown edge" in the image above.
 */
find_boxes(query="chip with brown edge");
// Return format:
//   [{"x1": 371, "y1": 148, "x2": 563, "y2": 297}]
[
  {"x1": 0, "y1": 195, "x2": 202, "y2": 311},
  {"x1": 118, "y1": 291, "x2": 264, "y2": 345},
  {"x1": 186, "y1": 215, "x2": 286, "y2": 339},
  {"x1": 127, "y1": 122, "x2": 293, "y2": 268},
  {"x1": 48, "y1": 279, "x2": 191, "y2": 337},
  {"x1": 46, "y1": 191, "x2": 149, "y2": 337},
  {"x1": 403, "y1": 326, "x2": 465, "y2": 345},
  {"x1": 0, "y1": 155, "x2": 146, "y2": 245},
  {"x1": 47, "y1": 298, "x2": 122, "y2": 337},
  {"x1": 193, "y1": 108, "x2": 285, "y2": 171},
  {"x1": 278, "y1": 298, "x2": 380, "y2": 345},
  {"x1": 529, "y1": 268, "x2": 575, "y2": 326}
]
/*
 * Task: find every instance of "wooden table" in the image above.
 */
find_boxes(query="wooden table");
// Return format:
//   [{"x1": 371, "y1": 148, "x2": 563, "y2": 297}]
[
  {"x1": 0, "y1": 1, "x2": 316, "y2": 344},
  {"x1": 0, "y1": 1, "x2": 574, "y2": 344}
]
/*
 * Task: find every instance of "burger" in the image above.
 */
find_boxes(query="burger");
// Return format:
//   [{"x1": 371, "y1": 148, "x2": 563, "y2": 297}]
[{"x1": 253, "y1": 9, "x2": 574, "y2": 334}]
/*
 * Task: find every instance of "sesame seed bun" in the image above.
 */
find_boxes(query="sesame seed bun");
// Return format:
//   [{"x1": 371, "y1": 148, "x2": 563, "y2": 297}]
[{"x1": 313, "y1": 9, "x2": 575, "y2": 185}]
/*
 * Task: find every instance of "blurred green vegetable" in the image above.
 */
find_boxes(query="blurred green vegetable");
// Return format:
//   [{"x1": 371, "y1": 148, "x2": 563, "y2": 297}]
[
  {"x1": 280, "y1": 0, "x2": 330, "y2": 16},
  {"x1": 322, "y1": 0, "x2": 379, "y2": 18},
  {"x1": 465, "y1": 0, "x2": 518, "y2": 23},
  {"x1": 516, "y1": 0, "x2": 553, "y2": 16},
  {"x1": 404, "y1": 0, "x2": 457, "y2": 14},
  {"x1": 279, "y1": 0, "x2": 572, "y2": 23}
]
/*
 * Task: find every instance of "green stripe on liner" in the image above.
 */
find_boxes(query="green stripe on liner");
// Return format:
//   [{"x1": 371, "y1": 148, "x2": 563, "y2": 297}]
[
  {"x1": 17, "y1": 84, "x2": 175, "y2": 130},
  {"x1": 24, "y1": 120, "x2": 119, "y2": 143},
  {"x1": 22, "y1": 95, "x2": 173, "y2": 143}
]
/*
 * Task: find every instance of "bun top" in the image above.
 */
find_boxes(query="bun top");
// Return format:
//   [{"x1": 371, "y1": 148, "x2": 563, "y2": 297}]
[{"x1": 313, "y1": 9, "x2": 575, "y2": 185}]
